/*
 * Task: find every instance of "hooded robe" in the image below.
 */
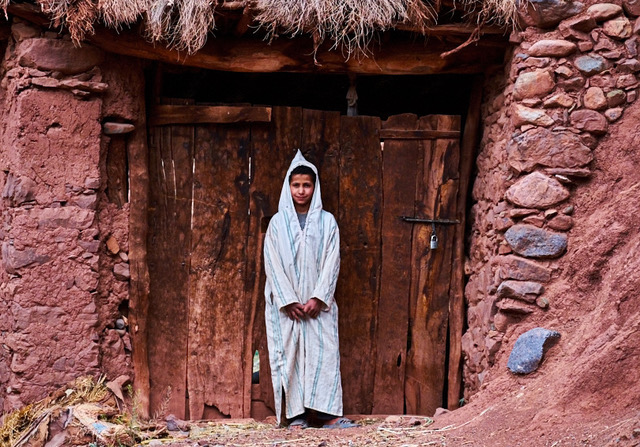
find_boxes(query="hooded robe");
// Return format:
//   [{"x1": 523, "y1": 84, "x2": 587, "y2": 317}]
[{"x1": 263, "y1": 150, "x2": 343, "y2": 423}]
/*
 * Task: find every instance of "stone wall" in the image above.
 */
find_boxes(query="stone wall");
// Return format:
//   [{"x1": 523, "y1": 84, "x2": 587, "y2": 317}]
[
  {"x1": 0, "y1": 19, "x2": 142, "y2": 412},
  {"x1": 462, "y1": 1, "x2": 640, "y2": 398}
]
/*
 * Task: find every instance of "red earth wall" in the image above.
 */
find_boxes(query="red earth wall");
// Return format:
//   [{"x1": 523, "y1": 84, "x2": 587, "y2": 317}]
[
  {"x1": 462, "y1": 0, "x2": 640, "y2": 423},
  {"x1": 0, "y1": 19, "x2": 143, "y2": 412}
]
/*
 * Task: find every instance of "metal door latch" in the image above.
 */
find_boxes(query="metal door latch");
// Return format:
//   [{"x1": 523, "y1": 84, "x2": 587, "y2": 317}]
[{"x1": 400, "y1": 216, "x2": 460, "y2": 251}]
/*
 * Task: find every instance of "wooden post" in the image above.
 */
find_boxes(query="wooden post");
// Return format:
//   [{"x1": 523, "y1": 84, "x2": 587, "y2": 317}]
[
  {"x1": 447, "y1": 75, "x2": 483, "y2": 410},
  {"x1": 128, "y1": 72, "x2": 151, "y2": 419}
]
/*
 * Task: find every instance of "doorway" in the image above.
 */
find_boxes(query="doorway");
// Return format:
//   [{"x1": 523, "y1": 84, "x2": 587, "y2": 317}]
[{"x1": 145, "y1": 102, "x2": 465, "y2": 419}]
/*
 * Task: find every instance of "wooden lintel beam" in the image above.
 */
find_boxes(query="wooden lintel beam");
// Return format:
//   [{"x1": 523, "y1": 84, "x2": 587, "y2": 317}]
[
  {"x1": 88, "y1": 27, "x2": 506, "y2": 75},
  {"x1": 148, "y1": 105, "x2": 272, "y2": 126},
  {"x1": 380, "y1": 129, "x2": 460, "y2": 140},
  {"x1": 8, "y1": 2, "x2": 507, "y2": 75},
  {"x1": 6, "y1": 3, "x2": 51, "y2": 27},
  {"x1": 395, "y1": 23, "x2": 506, "y2": 36}
]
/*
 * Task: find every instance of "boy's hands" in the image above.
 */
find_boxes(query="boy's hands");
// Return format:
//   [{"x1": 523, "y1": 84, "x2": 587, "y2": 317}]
[
  {"x1": 302, "y1": 298, "x2": 323, "y2": 319},
  {"x1": 284, "y1": 298, "x2": 324, "y2": 321},
  {"x1": 284, "y1": 302, "x2": 306, "y2": 321}
]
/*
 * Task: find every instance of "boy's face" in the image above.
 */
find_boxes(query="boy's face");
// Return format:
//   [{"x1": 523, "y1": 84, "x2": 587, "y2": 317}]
[{"x1": 289, "y1": 173, "x2": 315, "y2": 211}]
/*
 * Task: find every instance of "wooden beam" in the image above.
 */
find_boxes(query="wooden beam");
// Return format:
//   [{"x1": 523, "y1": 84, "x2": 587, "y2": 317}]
[
  {"x1": 395, "y1": 23, "x2": 506, "y2": 36},
  {"x1": 128, "y1": 69, "x2": 151, "y2": 420},
  {"x1": 6, "y1": 3, "x2": 51, "y2": 27},
  {"x1": 447, "y1": 75, "x2": 483, "y2": 410},
  {"x1": 87, "y1": 28, "x2": 505, "y2": 75},
  {"x1": 148, "y1": 105, "x2": 272, "y2": 126},
  {"x1": 8, "y1": 2, "x2": 507, "y2": 74},
  {"x1": 380, "y1": 129, "x2": 460, "y2": 140}
]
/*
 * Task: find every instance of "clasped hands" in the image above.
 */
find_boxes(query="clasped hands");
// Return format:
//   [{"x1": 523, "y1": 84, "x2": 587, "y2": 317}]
[{"x1": 284, "y1": 298, "x2": 324, "y2": 321}]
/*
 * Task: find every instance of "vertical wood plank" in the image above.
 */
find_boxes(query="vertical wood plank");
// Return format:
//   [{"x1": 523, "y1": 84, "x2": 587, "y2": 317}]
[
  {"x1": 301, "y1": 109, "x2": 341, "y2": 217},
  {"x1": 187, "y1": 123, "x2": 251, "y2": 419},
  {"x1": 448, "y1": 77, "x2": 482, "y2": 409},
  {"x1": 337, "y1": 116, "x2": 382, "y2": 414},
  {"x1": 129, "y1": 97, "x2": 151, "y2": 419},
  {"x1": 372, "y1": 114, "x2": 419, "y2": 414},
  {"x1": 404, "y1": 115, "x2": 461, "y2": 416},
  {"x1": 249, "y1": 107, "x2": 303, "y2": 416},
  {"x1": 147, "y1": 124, "x2": 192, "y2": 419}
]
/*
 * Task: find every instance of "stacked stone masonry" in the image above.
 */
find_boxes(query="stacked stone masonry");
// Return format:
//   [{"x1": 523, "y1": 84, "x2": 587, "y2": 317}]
[
  {"x1": 0, "y1": 19, "x2": 140, "y2": 412},
  {"x1": 462, "y1": 0, "x2": 640, "y2": 398}
]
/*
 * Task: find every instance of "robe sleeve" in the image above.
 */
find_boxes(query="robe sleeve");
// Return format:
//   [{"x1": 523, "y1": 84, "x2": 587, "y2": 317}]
[
  {"x1": 264, "y1": 223, "x2": 300, "y2": 309},
  {"x1": 311, "y1": 219, "x2": 340, "y2": 309}
]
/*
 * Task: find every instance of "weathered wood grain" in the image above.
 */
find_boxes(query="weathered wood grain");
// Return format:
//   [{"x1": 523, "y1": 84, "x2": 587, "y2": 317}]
[
  {"x1": 249, "y1": 107, "x2": 303, "y2": 417},
  {"x1": 83, "y1": 23, "x2": 507, "y2": 75},
  {"x1": 301, "y1": 109, "x2": 341, "y2": 216},
  {"x1": 147, "y1": 123, "x2": 193, "y2": 419},
  {"x1": 379, "y1": 129, "x2": 461, "y2": 140},
  {"x1": 448, "y1": 77, "x2": 482, "y2": 409},
  {"x1": 148, "y1": 105, "x2": 272, "y2": 126},
  {"x1": 404, "y1": 115, "x2": 460, "y2": 415},
  {"x1": 187, "y1": 124, "x2": 251, "y2": 419},
  {"x1": 372, "y1": 114, "x2": 419, "y2": 414},
  {"x1": 337, "y1": 116, "x2": 382, "y2": 414},
  {"x1": 128, "y1": 93, "x2": 151, "y2": 419}
]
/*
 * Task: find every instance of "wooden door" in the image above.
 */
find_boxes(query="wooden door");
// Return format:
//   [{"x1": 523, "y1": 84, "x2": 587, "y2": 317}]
[{"x1": 146, "y1": 105, "x2": 462, "y2": 419}]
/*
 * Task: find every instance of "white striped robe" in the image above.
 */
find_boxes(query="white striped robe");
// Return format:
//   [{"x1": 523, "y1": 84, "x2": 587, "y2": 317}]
[{"x1": 263, "y1": 150, "x2": 343, "y2": 424}]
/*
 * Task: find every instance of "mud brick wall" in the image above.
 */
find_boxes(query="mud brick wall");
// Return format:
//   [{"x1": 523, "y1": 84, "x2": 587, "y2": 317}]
[
  {"x1": 0, "y1": 19, "x2": 143, "y2": 412},
  {"x1": 463, "y1": 1, "x2": 640, "y2": 398}
]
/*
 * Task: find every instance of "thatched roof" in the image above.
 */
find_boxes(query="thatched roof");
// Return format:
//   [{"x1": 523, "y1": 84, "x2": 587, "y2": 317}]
[{"x1": 2, "y1": 0, "x2": 519, "y2": 55}]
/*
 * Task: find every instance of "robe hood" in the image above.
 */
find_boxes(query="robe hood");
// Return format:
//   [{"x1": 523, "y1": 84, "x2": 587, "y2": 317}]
[{"x1": 278, "y1": 150, "x2": 323, "y2": 226}]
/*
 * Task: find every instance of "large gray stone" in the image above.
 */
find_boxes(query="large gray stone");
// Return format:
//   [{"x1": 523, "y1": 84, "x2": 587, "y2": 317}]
[
  {"x1": 507, "y1": 328, "x2": 561, "y2": 374},
  {"x1": 574, "y1": 55, "x2": 609, "y2": 76},
  {"x1": 16, "y1": 38, "x2": 104, "y2": 75},
  {"x1": 524, "y1": 0, "x2": 585, "y2": 28},
  {"x1": 507, "y1": 128, "x2": 593, "y2": 174},
  {"x1": 506, "y1": 172, "x2": 570, "y2": 209},
  {"x1": 505, "y1": 224, "x2": 568, "y2": 258},
  {"x1": 497, "y1": 280, "x2": 545, "y2": 303}
]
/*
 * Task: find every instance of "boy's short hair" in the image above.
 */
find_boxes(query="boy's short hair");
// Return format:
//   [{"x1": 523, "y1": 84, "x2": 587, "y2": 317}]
[{"x1": 289, "y1": 165, "x2": 316, "y2": 185}]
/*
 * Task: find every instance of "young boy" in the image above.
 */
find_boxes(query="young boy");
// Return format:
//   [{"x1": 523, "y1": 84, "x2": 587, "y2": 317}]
[{"x1": 263, "y1": 150, "x2": 358, "y2": 429}]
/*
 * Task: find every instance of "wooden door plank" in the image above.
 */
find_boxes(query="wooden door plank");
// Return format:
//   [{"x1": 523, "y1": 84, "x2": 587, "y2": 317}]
[
  {"x1": 405, "y1": 115, "x2": 461, "y2": 415},
  {"x1": 379, "y1": 129, "x2": 461, "y2": 140},
  {"x1": 147, "y1": 124, "x2": 193, "y2": 419},
  {"x1": 249, "y1": 107, "x2": 303, "y2": 416},
  {"x1": 337, "y1": 116, "x2": 382, "y2": 414},
  {"x1": 149, "y1": 105, "x2": 272, "y2": 126},
  {"x1": 187, "y1": 124, "x2": 251, "y2": 419},
  {"x1": 128, "y1": 96, "x2": 151, "y2": 418},
  {"x1": 301, "y1": 109, "x2": 341, "y2": 217},
  {"x1": 372, "y1": 114, "x2": 419, "y2": 414},
  {"x1": 448, "y1": 77, "x2": 482, "y2": 410}
]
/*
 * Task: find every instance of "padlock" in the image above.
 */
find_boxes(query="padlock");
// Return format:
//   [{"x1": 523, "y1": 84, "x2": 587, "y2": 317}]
[{"x1": 430, "y1": 233, "x2": 438, "y2": 250}]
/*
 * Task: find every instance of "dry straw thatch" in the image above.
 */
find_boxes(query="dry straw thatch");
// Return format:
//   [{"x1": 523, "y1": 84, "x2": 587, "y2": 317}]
[{"x1": 2, "y1": 0, "x2": 521, "y2": 54}]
